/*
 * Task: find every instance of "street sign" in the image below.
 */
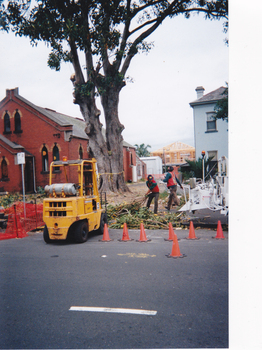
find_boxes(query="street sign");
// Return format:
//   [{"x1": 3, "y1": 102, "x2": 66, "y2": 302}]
[
  {"x1": 16, "y1": 152, "x2": 26, "y2": 217},
  {"x1": 16, "y1": 152, "x2": 25, "y2": 165}
]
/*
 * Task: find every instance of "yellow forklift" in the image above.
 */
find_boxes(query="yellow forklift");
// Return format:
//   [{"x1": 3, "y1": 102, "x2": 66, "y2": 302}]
[{"x1": 43, "y1": 158, "x2": 107, "y2": 243}]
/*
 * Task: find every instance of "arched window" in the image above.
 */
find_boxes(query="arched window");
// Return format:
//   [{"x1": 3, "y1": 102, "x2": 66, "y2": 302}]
[
  {"x1": 42, "y1": 145, "x2": 49, "y2": 172},
  {"x1": 53, "y1": 144, "x2": 59, "y2": 161},
  {"x1": 79, "y1": 145, "x2": 83, "y2": 159},
  {"x1": 14, "y1": 110, "x2": 21, "y2": 133},
  {"x1": 1, "y1": 157, "x2": 8, "y2": 180},
  {"x1": 4, "y1": 111, "x2": 11, "y2": 133},
  {"x1": 53, "y1": 144, "x2": 60, "y2": 172}
]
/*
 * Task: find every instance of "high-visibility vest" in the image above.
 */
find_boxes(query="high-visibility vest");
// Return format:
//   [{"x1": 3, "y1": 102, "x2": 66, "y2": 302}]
[
  {"x1": 147, "y1": 180, "x2": 159, "y2": 193},
  {"x1": 167, "y1": 175, "x2": 175, "y2": 187}
]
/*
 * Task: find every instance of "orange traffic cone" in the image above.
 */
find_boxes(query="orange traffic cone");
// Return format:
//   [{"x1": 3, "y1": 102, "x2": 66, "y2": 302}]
[
  {"x1": 164, "y1": 222, "x2": 175, "y2": 241},
  {"x1": 213, "y1": 220, "x2": 225, "y2": 239},
  {"x1": 137, "y1": 223, "x2": 151, "y2": 242},
  {"x1": 186, "y1": 221, "x2": 199, "y2": 240},
  {"x1": 166, "y1": 234, "x2": 186, "y2": 259},
  {"x1": 119, "y1": 223, "x2": 132, "y2": 241},
  {"x1": 99, "y1": 223, "x2": 112, "y2": 242}
]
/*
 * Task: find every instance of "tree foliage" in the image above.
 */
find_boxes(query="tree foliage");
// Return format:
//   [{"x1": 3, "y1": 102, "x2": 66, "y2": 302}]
[
  {"x1": 180, "y1": 157, "x2": 215, "y2": 180},
  {"x1": 135, "y1": 143, "x2": 151, "y2": 157},
  {"x1": 0, "y1": 0, "x2": 228, "y2": 192},
  {"x1": 214, "y1": 84, "x2": 228, "y2": 121}
]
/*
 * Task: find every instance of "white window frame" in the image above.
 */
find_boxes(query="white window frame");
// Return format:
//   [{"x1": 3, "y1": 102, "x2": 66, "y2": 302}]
[{"x1": 206, "y1": 112, "x2": 217, "y2": 132}]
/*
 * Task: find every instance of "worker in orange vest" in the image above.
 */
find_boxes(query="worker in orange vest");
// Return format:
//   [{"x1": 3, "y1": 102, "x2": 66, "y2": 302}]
[
  {"x1": 145, "y1": 175, "x2": 159, "y2": 214},
  {"x1": 163, "y1": 166, "x2": 183, "y2": 211}
]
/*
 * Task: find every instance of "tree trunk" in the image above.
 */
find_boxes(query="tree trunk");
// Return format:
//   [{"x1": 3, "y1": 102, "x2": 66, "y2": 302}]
[
  {"x1": 78, "y1": 91, "x2": 129, "y2": 193},
  {"x1": 101, "y1": 86, "x2": 129, "y2": 193}
]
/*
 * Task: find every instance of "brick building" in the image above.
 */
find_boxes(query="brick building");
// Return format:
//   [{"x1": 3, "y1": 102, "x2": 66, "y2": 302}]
[
  {"x1": 122, "y1": 141, "x2": 140, "y2": 183},
  {"x1": 0, "y1": 88, "x2": 144, "y2": 193}
]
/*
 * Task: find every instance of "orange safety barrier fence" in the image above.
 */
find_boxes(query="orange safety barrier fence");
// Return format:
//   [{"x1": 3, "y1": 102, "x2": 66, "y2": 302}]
[{"x1": 0, "y1": 202, "x2": 45, "y2": 240}]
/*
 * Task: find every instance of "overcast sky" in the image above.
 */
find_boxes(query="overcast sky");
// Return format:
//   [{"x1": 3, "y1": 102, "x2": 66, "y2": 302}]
[{"x1": 0, "y1": 11, "x2": 228, "y2": 152}]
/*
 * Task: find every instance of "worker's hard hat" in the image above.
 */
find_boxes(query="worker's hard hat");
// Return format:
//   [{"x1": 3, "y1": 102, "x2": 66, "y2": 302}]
[{"x1": 147, "y1": 175, "x2": 153, "y2": 181}]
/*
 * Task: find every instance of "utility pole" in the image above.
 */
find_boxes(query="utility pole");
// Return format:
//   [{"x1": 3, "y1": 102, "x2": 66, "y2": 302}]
[{"x1": 201, "y1": 150, "x2": 205, "y2": 183}]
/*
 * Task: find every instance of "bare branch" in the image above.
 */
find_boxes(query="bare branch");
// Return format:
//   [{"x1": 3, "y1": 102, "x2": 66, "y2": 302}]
[
  {"x1": 68, "y1": 38, "x2": 85, "y2": 85},
  {"x1": 183, "y1": 7, "x2": 228, "y2": 20},
  {"x1": 114, "y1": 0, "x2": 131, "y2": 70},
  {"x1": 129, "y1": 17, "x2": 158, "y2": 37}
]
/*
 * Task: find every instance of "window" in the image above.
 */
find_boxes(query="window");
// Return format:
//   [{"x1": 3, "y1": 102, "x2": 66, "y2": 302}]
[
  {"x1": 208, "y1": 151, "x2": 218, "y2": 160},
  {"x1": 206, "y1": 113, "x2": 217, "y2": 131},
  {"x1": 207, "y1": 151, "x2": 218, "y2": 177},
  {"x1": 42, "y1": 145, "x2": 49, "y2": 172},
  {"x1": 52, "y1": 144, "x2": 60, "y2": 172},
  {"x1": 14, "y1": 110, "x2": 22, "y2": 133},
  {"x1": 1, "y1": 157, "x2": 8, "y2": 180},
  {"x1": 53, "y1": 144, "x2": 59, "y2": 161},
  {"x1": 4, "y1": 111, "x2": 11, "y2": 133},
  {"x1": 79, "y1": 145, "x2": 83, "y2": 159}
]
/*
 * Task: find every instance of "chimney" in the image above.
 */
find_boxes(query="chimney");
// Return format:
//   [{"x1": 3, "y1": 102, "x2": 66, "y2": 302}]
[
  {"x1": 195, "y1": 86, "x2": 205, "y2": 99},
  {"x1": 6, "y1": 87, "x2": 19, "y2": 99}
]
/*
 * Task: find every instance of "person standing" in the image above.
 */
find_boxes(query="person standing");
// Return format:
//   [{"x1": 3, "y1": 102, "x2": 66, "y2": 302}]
[
  {"x1": 145, "y1": 175, "x2": 159, "y2": 214},
  {"x1": 163, "y1": 166, "x2": 183, "y2": 211}
]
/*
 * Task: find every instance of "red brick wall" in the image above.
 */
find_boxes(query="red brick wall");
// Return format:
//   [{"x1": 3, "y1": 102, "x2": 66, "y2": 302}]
[
  {"x1": 0, "y1": 89, "x2": 89, "y2": 193},
  {"x1": 0, "y1": 89, "x2": 138, "y2": 192},
  {"x1": 123, "y1": 147, "x2": 136, "y2": 182},
  {"x1": 0, "y1": 142, "x2": 22, "y2": 193}
]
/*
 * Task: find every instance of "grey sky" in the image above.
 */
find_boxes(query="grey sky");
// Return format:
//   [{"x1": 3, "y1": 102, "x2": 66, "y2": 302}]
[{"x1": 0, "y1": 12, "x2": 228, "y2": 151}]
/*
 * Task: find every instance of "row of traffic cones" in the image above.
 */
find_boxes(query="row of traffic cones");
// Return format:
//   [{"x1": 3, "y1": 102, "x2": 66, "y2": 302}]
[
  {"x1": 187, "y1": 220, "x2": 225, "y2": 240},
  {"x1": 167, "y1": 220, "x2": 225, "y2": 258},
  {"x1": 187, "y1": 220, "x2": 225, "y2": 239},
  {"x1": 101, "y1": 219, "x2": 225, "y2": 242},
  {"x1": 164, "y1": 220, "x2": 225, "y2": 241},
  {"x1": 100, "y1": 222, "x2": 151, "y2": 242}
]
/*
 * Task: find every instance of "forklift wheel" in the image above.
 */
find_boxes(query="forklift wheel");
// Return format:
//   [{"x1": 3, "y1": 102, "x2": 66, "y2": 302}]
[
  {"x1": 75, "y1": 221, "x2": 89, "y2": 243},
  {"x1": 43, "y1": 225, "x2": 51, "y2": 244}
]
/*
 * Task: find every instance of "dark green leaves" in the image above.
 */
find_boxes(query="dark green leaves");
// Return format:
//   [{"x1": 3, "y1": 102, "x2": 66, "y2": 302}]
[
  {"x1": 47, "y1": 41, "x2": 71, "y2": 71},
  {"x1": 214, "y1": 85, "x2": 228, "y2": 121}
]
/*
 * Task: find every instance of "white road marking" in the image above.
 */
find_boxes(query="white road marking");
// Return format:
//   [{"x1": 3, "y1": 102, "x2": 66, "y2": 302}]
[{"x1": 69, "y1": 306, "x2": 157, "y2": 315}]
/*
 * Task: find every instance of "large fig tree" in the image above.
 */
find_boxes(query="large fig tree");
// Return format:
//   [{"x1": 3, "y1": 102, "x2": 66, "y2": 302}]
[{"x1": 0, "y1": 0, "x2": 228, "y2": 192}]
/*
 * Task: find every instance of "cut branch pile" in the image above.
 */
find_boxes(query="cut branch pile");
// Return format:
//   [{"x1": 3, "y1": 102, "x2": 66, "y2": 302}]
[{"x1": 107, "y1": 196, "x2": 185, "y2": 230}]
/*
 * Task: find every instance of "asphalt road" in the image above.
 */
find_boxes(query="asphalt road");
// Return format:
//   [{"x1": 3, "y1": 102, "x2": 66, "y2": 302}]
[{"x1": 0, "y1": 227, "x2": 228, "y2": 349}]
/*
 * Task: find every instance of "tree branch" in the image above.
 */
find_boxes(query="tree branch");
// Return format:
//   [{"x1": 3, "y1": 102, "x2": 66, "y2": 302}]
[
  {"x1": 114, "y1": 0, "x2": 131, "y2": 71},
  {"x1": 69, "y1": 37, "x2": 85, "y2": 85},
  {"x1": 83, "y1": 17, "x2": 94, "y2": 80},
  {"x1": 120, "y1": 1, "x2": 175, "y2": 76},
  {"x1": 120, "y1": 0, "x2": 228, "y2": 76},
  {"x1": 129, "y1": 17, "x2": 158, "y2": 37},
  {"x1": 183, "y1": 7, "x2": 228, "y2": 20}
]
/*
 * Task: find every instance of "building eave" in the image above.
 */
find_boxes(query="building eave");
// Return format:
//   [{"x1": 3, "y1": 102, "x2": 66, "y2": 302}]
[{"x1": 189, "y1": 86, "x2": 226, "y2": 108}]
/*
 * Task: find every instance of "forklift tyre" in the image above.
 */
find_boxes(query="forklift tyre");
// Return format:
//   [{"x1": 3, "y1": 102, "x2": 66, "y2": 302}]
[
  {"x1": 75, "y1": 221, "x2": 89, "y2": 243},
  {"x1": 43, "y1": 225, "x2": 51, "y2": 244},
  {"x1": 96, "y1": 212, "x2": 108, "y2": 235}
]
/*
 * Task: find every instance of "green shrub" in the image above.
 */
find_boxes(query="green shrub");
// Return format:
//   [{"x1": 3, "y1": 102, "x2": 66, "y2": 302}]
[{"x1": 0, "y1": 193, "x2": 21, "y2": 208}]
